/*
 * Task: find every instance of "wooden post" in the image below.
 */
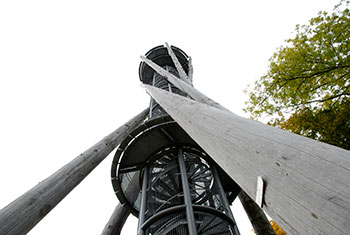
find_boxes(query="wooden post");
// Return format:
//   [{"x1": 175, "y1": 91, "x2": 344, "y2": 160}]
[
  {"x1": 101, "y1": 171, "x2": 140, "y2": 235},
  {"x1": 188, "y1": 57, "x2": 193, "y2": 84},
  {"x1": 0, "y1": 109, "x2": 148, "y2": 235},
  {"x1": 140, "y1": 56, "x2": 225, "y2": 111},
  {"x1": 165, "y1": 42, "x2": 190, "y2": 84},
  {"x1": 239, "y1": 191, "x2": 276, "y2": 235},
  {"x1": 101, "y1": 204, "x2": 130, "y2": 235},
  {"x1": 143, "y1": 85, "x2": 350, "y2": 235}
]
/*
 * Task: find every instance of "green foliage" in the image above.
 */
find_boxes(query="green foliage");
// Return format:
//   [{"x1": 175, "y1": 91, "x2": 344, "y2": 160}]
[{"x1": 244, "y1": 1, "x2": 350, "y2": 149}]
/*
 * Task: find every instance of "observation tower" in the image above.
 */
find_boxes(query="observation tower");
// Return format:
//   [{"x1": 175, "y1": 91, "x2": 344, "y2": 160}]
[
  {"x1": 2, "y1": 43, "x2": 348, "y2": 235},
  {"x1": 111, "y1": 44, "x2": 241, "y2": 235}
]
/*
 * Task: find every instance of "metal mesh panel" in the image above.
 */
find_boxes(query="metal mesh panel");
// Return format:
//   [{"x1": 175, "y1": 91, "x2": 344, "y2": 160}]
[
  {"x1": 140, "y1": 147, "x2": 238, "y2": 234},
  {"x1": 146, "y1": 153, "x2": 182, "y2": 220},
  {"x1": 119, "y1": 170, "x2": 142, "y2": 210},
  {"x1": 146, "y1": 212, "x2": 188, "y2": 235},
  {"x1": 194, "y1": 211, "x2": 235, "y2": 235},
  {"x1": 183, "y1": 152, "x2": 227, "y2": 213},
  {"x1": 143, "y1": 210, "x2": 235, "y2": 235}
]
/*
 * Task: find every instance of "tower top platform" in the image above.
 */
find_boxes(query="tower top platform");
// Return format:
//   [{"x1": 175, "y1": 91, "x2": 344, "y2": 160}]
[{"x1": 138, "y1": 45, "x2": 189, "y2": 85}]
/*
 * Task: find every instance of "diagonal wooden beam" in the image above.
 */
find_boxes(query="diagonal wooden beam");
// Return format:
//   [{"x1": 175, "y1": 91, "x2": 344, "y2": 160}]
[
  {"x1": 165, "y1": 42, "x2": 190, "y2": 84},
  {"x1": 101, "y1": 203, "x2": 130, "y2": 235},
  {"x1": 188, "y1": 56, "x2": 193, "y2": 84},
  {"x1": 0, "y1": 109, "x2": 148, "y2": 235},
  {"x1": 142, "y1": 84, "x2": 350, "y2": 235},
  {"x1": 101, "y1": 172, "x2": 140, "y2": 235},
  {"x1": 140, "y1": 56, "x2": 226, "y2": 111},
  {"x1": 142, "y1": 69, "x2": 275, "y2": 233}
]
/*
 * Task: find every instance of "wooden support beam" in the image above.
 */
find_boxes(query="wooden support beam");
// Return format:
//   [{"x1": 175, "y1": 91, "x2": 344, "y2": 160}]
[
  {"x1": 143, "y1": 85, "x2": 350, "y2": 235},
  {"x1": 0, "y1": 109, "x2": 148, "y2": 235},
  {"x1": 165, "y1": 42, "x2": 190, "y2": 84},
  {"x1": 140, "y1": 56, "x2": 226, "y2": 111},
  {"x1": 239, "y1": 191, "x2": 276, "y2": 235},
  {"x1": 142, "y1": 75, "x2": 276, "y2": 234},
  {"x1": 188, "y1": 56, "x2": 193, "y2": 85},
  {"x1": 101, "y1": 171, "x2": 140, "y2": 235},
  {"x1": 101, "y1": 204, "x2": 130, "y2": 235}
]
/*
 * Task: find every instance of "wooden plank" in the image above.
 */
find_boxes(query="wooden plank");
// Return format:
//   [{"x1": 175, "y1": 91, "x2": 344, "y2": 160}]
[
  {"x1": 143, "y1": 85, "x2": 350, "y2": 235},
  {"x1": 0, "y1": 109, "x2": 148, "y2": 235}
]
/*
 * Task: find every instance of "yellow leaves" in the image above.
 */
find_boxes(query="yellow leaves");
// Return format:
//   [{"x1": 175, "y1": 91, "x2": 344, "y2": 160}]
[
  {"x1": 252, "y1": 220, "x2": 287, "y2": 234},
  {"x1": 270, "y1": 220, "x2": 287, "y2": 235},
  {"x1": 277, "y1": 102, "x2": 350, "y2": 149}
]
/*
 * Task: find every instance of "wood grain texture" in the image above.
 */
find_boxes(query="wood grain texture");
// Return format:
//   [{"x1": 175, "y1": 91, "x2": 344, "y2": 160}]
[
  {"x1": 144, "y1": 85, "x2": 350, "y2": 235},
  {"x1": 0, "y1": 109, "x2": 148, "y2": 235},
  {"x1": 146, "y1": 78, "x2": 277, "y2": 234}
]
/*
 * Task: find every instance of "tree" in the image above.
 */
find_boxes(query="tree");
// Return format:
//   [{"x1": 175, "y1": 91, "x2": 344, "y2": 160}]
[
  {"x1": 252, "y1": 220, "x2": 287, "y2": 234},
  {"x1": 270, "y1": 220, "x2": 287, "y2": 235},
  {"x1": 244, "y1": 1, "x2": 350, "y2": 149}
]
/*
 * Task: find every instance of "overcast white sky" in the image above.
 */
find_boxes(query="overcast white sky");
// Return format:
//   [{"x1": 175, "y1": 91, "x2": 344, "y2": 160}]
[{"x1": 0, "y1": 1, "x2": 340, "y2": 234}]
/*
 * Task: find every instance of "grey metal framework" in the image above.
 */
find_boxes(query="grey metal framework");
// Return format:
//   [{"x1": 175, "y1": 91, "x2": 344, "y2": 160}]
[{"x1": 111, "y1": 45, "x2": 240, "y2": 235}]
